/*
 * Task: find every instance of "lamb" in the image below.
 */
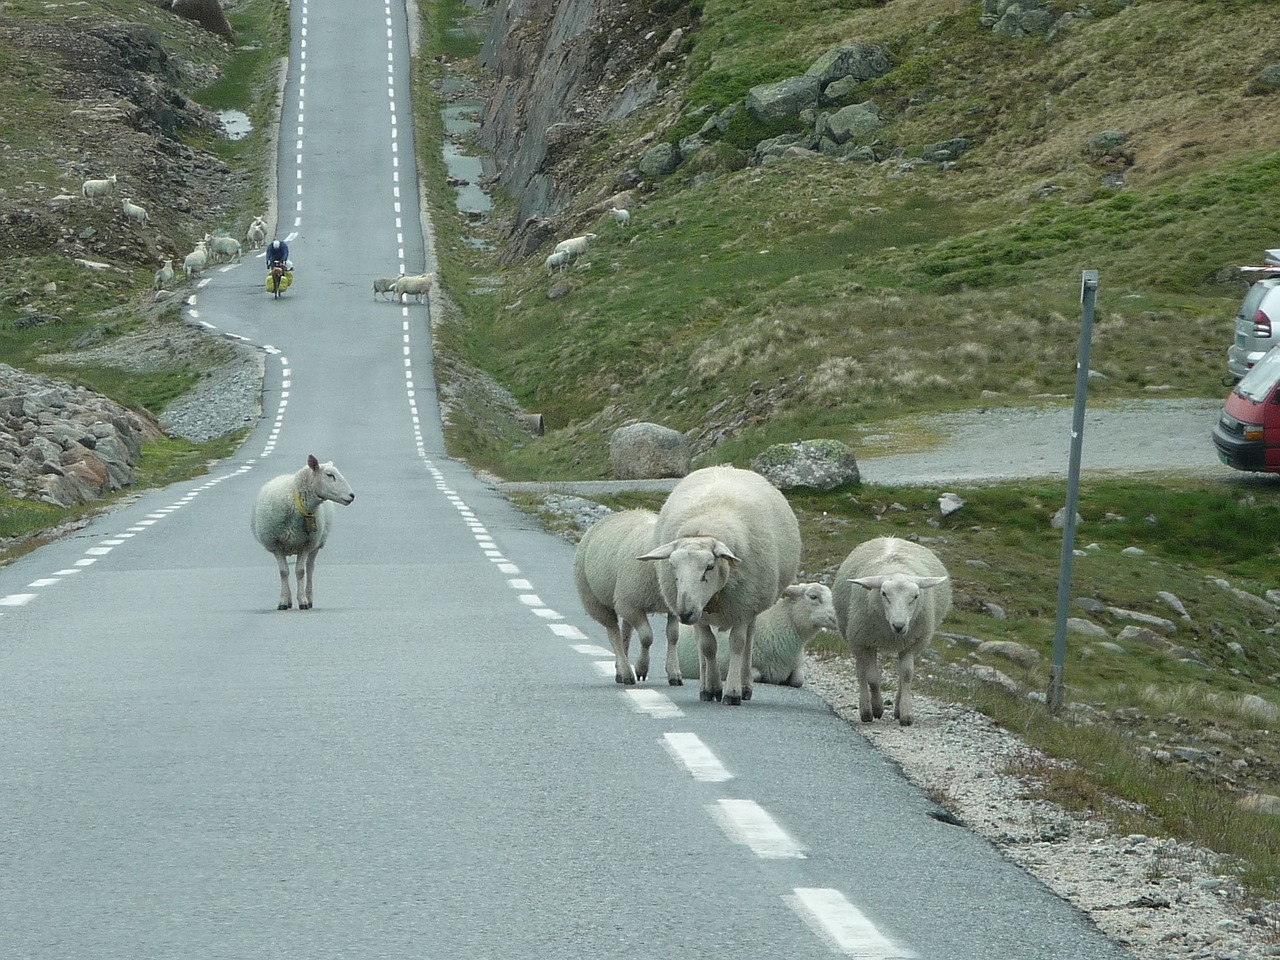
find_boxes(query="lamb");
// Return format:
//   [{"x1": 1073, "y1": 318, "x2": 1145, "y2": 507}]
[
  {"x1": 121, "y1": 197, "x2": 149, "y2": 226},
  {"x1": 153, "y1": 258, "x2": 174, "y2": 291},
  {"x1": 639, "y1": 465, "x2": 801, "y2": 705},
  {"x1": 182, "y1": 240, "x2": 209, "y2": 278},
  {"x1": 246, "y1": 216, "x2": 267, "y2": 249},
  {"x1": 206, "y1": 234, "x2": 243, "y2": 263},
  {"x1": 831, "y1": 536, "x2": 952, "y2": 726},
  {"x1": 250, "y1": 454, "x2": 356, "y2": 611},
  {"x1": 544, "y1": 250, "x2": 571, "y2": 275},
  {"x1": 391, "y1": 272, "x2": 434, "y2": 303},
  {"x1": 552, "y1": 233, "x2": 598, "y2": 260},
  {"x1": 573, "y1": 509, "x2": 680, "y2": 686},
  {"x1": 81, "y1": 174, "x2": 117, "y2": 205},
  {"x1": 675, "y1": 582, "x2": 838, "y2": 687},
  {"x1": 609, "y1": 208, "x2": 630, "y2": 228},
  {"x1": 372, "y1": 275, "x2": 399, "y2": 300}
]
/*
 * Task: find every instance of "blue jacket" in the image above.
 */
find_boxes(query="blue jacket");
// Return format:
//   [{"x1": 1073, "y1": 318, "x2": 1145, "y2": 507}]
[{"x1": 267, "y1": 240, "x2": 289, "y2": 265}]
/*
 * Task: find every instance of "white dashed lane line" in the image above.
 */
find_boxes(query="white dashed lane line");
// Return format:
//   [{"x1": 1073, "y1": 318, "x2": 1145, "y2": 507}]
[{"x1": 787, "y1": 888, "x2": 916, "y2": 960}]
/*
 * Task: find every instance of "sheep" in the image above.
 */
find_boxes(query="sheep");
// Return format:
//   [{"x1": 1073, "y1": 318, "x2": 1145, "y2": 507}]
[
  {"x1": 552, "y1": 233, "x2": 598, "y2": 260},
  {"x1": 206, "y1": 234, "x2": 242, "y2": 263},
  {"x1": 153, "y1": 258, "x2": 174, "y2": 291},
  {"x1": 246, "y1": 217, "x2": 267, "y2": 249},
  {"x1": 831, "y1": 536, "x2": 952, "y2": 727},
  {"x1": 675, "y1": 582, "x2": 838, "y2": 687},
  {"x1": 391, "y1": 272, "x2": 434, "y2": 303},
  {"x1": 372, "y1": 275, "x2": 399, "y2": 300},
  {"x1": 250, "y1": 454, "x2": 356, "y2": 611},
  {"x1": 544, "y1": 250, "x2": 571, "y2": 275},
  {"x1": 639, "y1": 465, "x2": 801, "y2": 705},
  {"x1": 81, "y1": 174, "x2": 117, "y2": 205},
  {"x1": 609, "y1": 208, "x2": 630, "y2": 228},
  {"x1": 121, "y1": 197, "x2": 149, "y2": 226},
  {"x1": 182, "y1": 240, "x2": 209, "y2": 278},
  {"x1": 573, "y1": 509, "x2": 680, "y2": 685}
]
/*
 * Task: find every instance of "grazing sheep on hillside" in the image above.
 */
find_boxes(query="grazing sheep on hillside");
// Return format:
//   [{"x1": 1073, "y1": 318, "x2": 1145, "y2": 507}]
[
  {"x1": 832, "y1": 536, "x2": 952, "y2": 726},
  {"x1": 609, "y1": 208, "x2": 630, "y2": 228},
  {"x1": 206, "y1": 234, "x2": 243, "y2": 263},
  {"x1": 246, "y1": 216, "x2": 267, "y2": 249},
  {"x1": 639, "y1": 465, "x2": 801, "y2": 705},
  {"x1": 372, "y1": 275, "x2": 399, "y2": 300},
  {"x1": 574, "y1": 509, "x2": 680, "y2": 686},
  {"x1": 391, "y1": 272, "x2": 434, "y2": 303},
  {"x1": 250, "y1": 454, "x2": 356, "y2": 611},
  {"x1": 81, "y1": 175, "x2": 117, "y2": 205},
  {"x1": 153, "y1": 258, "x2": 174, "y2": 291},
  {"x1": 675, "y1": 582, "x2": 838, "y2": 687},
  {"x1": 553, "y1": 233, "x2": 598, "y2": 260},
  {"x1": 544, "y1": 250, "x2": 571, "y2": 275},
  {"x1": 182, "y1": 240, "x2": 209, "y2": 278},
  {"x1": 121, "y1": 197, "x2": 149, "y2": 226}
]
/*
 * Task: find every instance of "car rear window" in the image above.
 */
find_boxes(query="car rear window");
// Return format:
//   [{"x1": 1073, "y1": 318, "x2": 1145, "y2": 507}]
[{"x1": 1236, "y1": 345, "x2": 1280, "y2": 400}]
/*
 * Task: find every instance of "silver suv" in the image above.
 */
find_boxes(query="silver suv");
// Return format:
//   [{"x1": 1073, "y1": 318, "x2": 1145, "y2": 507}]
[{"x1": 1228, "y1": 275, "x2": 1280, "y2": 381}]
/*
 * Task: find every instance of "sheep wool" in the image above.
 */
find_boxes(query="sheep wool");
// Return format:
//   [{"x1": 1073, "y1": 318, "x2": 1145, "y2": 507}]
[
  {"x1": 831, "y1": 536, "x2": 951, "y2": 726},
  {"x1": 250, "y1": 454, "x2": 355, "y2": 610},
  {"x1": 640, "y1": 465, "x2": 801, "y2": 705},
  {"x1": 574, "y1": 509, "x2": 680, "y2": 685},
  {"x1": 676, "y1": 582, "x2": 838, "y2": 686}
]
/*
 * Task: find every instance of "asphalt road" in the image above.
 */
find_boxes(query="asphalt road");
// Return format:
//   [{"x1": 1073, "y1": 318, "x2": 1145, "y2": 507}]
[{"x1": 0, "y1": 2, "x2": 1140, "y2": 958}]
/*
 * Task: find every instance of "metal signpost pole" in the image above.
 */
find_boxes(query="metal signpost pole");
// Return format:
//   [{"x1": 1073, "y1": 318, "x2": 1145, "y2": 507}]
[{"x1": 1048, "y1": 270, "x2": 1099, "y2": 713}]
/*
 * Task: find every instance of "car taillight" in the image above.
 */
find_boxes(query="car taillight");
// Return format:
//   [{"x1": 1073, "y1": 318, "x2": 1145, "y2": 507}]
[{"x1": 1253, "y1": 308, "x2": 1273, "y2": 338}]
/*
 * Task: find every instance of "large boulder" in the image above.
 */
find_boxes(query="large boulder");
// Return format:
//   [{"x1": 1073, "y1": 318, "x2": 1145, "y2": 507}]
[
  {"x1": 746, "y1": 75, "x2": 821, "y2": 124},
  {"x1": 610, "y1": 422, "x2": 691, "y2": 480},
  {"x1": 750, "y1": 439, "x2": 860, "y2": 491},
  {"x1": 806, "y1": 43, "x2": 891, "y2": 88},
  {"x1": 638, "y1": 142, "x2": 681, "y2": 178},
  {"x1": 820, "y1": 101, "x2": 885, "y2": 145}
]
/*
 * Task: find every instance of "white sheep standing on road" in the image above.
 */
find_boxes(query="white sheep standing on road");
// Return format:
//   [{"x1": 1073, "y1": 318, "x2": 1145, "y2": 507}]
[
  {"x1": 182, "y1": 240, "x2": 209, "y2": 278},
  {"x1": 831, "y1": 536, "x2": 952, "y2": 726},
  {"x1": 206, "y1": 234, "x2": 243, "y2": 263},
  {"x1": 574, "y1": 509, "x2": 680, "y2": 685},
  {"x1": 81, "y1": 174, "x2": 117, "y2": 205},
  {"x1": 121, "y1": 197, "x2": 149, "y2": 226},
  {"x1": 250, "y1": 454, "x2": 355, "y2": 611},
  {"x1": 553, "y1": 233, "x2": 598, "y2": 261},
  {"x1": 372, "y1": 275, "x2": 399, "y2": 300},
  {"x1": 675, "y1": 582, "x2": 837, "y2": 687},
  {"x1": 246, "y1": 216, "x2": 267, "y2": 249},
  {"x1": 391, "y1": 272, "x2": 434, "y2": 303},
  {"x1": 639, "y1": 465, "x2": 801, "y2": 705}
]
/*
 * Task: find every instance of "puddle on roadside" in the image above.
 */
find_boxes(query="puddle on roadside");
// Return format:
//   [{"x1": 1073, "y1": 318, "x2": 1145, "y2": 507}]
[{"x1": 441, "y1": 83, "x2": 495, "y2": 250}]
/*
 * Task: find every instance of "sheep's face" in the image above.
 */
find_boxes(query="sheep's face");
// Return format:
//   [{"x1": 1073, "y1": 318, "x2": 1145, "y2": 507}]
[
  {"x1": 639, "y1": 536, "x2": 739, "y2": 625},
  {"x1": 851, "y1": 573, "x2": 948, "y2": 635},
  {"x1": 309, "y1": 455, "x2": 356, "y2": 506},
  {"x1": 784, "y1": 583, "x2": 840, "y2": 634}
]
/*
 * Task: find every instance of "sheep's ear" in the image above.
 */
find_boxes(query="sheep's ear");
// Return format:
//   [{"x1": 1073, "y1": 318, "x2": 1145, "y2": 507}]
[
  {"x1": 850, "y1": 575, "x2": 887, "y2": 591},
  {"x1": 307, "y1": 454, "x2": 319, "y2": 471},
  {"x1": 917, "y1": 576, "x2": 949, "y2": 590},
  {"x1": 638, "y1": 541, "x2": 678, "y2": 562},
  {"x1": 711, "y1": 540, "x2": 741, "y2": 564}
]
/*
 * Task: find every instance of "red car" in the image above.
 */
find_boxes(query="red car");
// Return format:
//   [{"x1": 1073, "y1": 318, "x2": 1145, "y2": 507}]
[{"x1": 1212, "y1": 344, "x2": 1280, "y2": 471}]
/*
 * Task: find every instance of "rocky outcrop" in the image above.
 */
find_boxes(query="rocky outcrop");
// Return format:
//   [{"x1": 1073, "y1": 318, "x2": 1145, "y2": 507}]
[{"x1": 0, "y1": 363, "x2": 164, "y2": 508}]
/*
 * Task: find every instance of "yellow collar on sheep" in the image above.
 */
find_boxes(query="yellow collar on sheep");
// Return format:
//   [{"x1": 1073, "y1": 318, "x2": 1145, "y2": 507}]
[{"x1": 293, "y1": 491, "x2": 318, "y2": 533}]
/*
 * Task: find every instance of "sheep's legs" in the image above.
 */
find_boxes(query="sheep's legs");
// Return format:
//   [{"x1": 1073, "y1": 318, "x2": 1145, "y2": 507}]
[
  {"x1": 663, "y1": 614, "x2": 683, "y2": 686},
  {"x1": 271, "y1": 550, "x2": 293, "y2": 610},
  {"x1": 695, "y1": 624, "x2": 721, "y2": 701},
  {"x1": 298, "y1": 547, "x2": 319, "y2": 610},
  {"x1": 855, "y1": 648, "x2": 884, "y2": 722},
  {"x1": 723, "y1": 620, "x2": 755, "y2": 706},
  {"x1": 895, "y1": 650, "x2": 916, "y2": 726},
  {"x1": 630, "y1": 616, "x2": 654, "y2": 681},
  {"x1": 606, "y1": 623, "x2": 637, "y2": 684}
]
